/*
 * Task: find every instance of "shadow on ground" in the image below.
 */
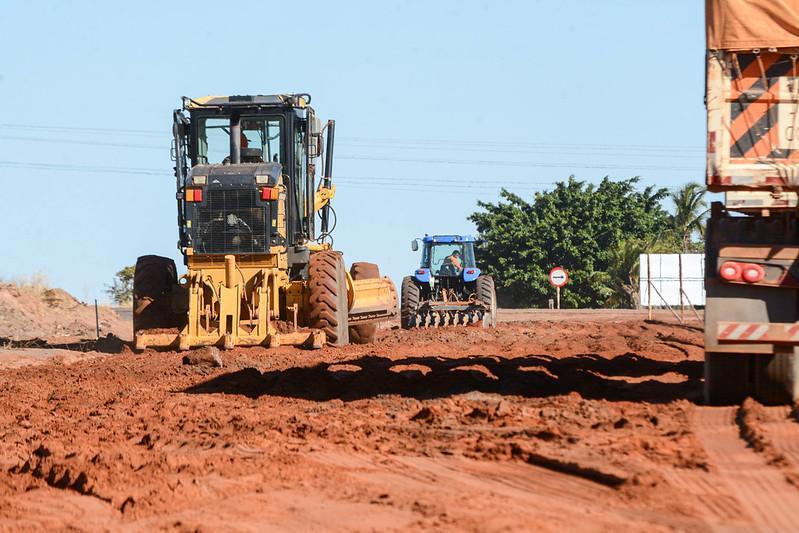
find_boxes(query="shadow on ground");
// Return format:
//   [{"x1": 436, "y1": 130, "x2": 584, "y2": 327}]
[
  {"x1": 184, "y1": 352, "x2": 703, "y2": 403},
  {"x1": 0, "y1": 334, "x2": 127, "y2": 354}
]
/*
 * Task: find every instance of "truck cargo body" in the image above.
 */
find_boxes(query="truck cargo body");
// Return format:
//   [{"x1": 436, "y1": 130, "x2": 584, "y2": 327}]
[{"x1": 704, "y1": 3, "x2": 799, "y2": 403}]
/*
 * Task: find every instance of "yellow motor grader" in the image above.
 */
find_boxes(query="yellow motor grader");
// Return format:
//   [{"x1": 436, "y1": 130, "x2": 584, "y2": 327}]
[{"x1": 133, "y1": 94, "x2": 397, "y2": 351}]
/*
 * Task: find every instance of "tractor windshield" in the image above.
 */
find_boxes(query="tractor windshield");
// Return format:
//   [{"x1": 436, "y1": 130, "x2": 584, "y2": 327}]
[
  {"x1": 195, "y1": 116, "x2": 283, "y2": 165},
  {"x1": 422, "y1": 242, "x2": 476, "y2": 276}
]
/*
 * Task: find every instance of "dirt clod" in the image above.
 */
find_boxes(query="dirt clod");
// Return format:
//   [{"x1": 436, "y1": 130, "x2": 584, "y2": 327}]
[{"x1": 182, "y1": 346, "x2": 223, "y2": 367}]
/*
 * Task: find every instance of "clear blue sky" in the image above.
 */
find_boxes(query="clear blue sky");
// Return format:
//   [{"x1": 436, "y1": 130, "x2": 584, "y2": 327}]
[{"x1": 0, "y1": 0, "x2": 705, "y2": 303}]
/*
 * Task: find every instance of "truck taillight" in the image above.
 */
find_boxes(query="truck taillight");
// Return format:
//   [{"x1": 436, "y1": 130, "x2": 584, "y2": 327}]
[
  {"x1": 185, "y1": 188, "x2": 203, "y2": 202},
  {"x1": 742, "y1": 264, "x2": 765, "y2": 283},
  {"x1": 261, "y1": 187, "x2": 279, "y2": 201},
  {"x1": 719, "y1": 261, "x2": 765, "y2": 283},
  {"x1": 719, "y1": 261, "x2": 741, "y2": 281}
]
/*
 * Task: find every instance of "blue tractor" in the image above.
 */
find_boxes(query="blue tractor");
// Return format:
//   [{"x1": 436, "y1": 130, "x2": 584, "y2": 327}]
[{"x1": 401, "y1": 235, "x2": 497, "y2": 328}]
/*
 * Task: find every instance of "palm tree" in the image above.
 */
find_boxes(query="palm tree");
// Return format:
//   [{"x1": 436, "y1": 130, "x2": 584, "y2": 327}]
[
  {"x1": 669, "y1": 183, "x2": 708, "y2": 252},
  {"x1": 595, "y1": 238, "x2": 647, "y2": 308}
]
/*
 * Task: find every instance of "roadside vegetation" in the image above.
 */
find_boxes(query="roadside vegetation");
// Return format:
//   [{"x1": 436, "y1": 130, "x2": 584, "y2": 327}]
[
  {"x1": 470, "y1": 178, "x2": 707, "y2": 308},
  {"x1": 106, "y1": 265, "x2": 135, "y2": 305}
]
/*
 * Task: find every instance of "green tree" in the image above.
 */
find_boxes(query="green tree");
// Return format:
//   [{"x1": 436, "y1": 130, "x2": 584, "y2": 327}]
[
  {"x1": 594, "y1": 238, "x2": 647, "y2": 308},
  {"x1": 106, "y1": 265, "x2": 135, "y2": 305},
  {"x1": 469, "y1": 176, "x2": 671, "y2": 308},
  {"x1": 668, "y1": 182, "x2": 708, "y2": 252}
]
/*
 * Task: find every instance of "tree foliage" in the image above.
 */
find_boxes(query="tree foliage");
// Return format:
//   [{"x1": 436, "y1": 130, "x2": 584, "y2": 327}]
[
  {"x1": 469, "y1": 176, "x2": 673, "y2": 308},
  {"x1": 667, "y1": 183, "x2": 708, "y2": 252},
  {"x1": 106, "y1": 265, "x2": 135, "y2": 305}
]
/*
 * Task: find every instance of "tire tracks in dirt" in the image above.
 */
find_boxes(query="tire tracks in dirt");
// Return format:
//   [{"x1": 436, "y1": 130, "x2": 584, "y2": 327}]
[{"x1": 687, "y1": 405, "x2": 799, "y2": 531}]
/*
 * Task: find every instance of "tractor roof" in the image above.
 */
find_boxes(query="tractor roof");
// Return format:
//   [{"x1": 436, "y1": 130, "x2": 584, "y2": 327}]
[
  {"x1": 183, "y1": 94, "x2": 310, "y2": 110},
  {"x1": 422, "y1": 235, "x2": 476, "y2": 243}
]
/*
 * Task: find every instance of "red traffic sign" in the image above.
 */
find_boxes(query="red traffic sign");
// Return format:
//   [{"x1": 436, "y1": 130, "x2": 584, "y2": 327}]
[{"x1": 549, "y1": 267, "x2": 569, "y2": 288}]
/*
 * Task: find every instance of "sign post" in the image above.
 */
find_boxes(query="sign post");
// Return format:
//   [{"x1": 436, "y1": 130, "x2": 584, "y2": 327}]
[{"x1": 548, "y1": 267, "x2": 569, "y2": 309}]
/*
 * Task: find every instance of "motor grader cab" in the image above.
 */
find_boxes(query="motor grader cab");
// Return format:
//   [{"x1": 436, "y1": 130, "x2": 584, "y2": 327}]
[
  {"x1": 133, "y1": 94, "x2": 397, "y2": 351},
  {"x1": 400, "y1": 235, "x2": 496, "y2": 328}
]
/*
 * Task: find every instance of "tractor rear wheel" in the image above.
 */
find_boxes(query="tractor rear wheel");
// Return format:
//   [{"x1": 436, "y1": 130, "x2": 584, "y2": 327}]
[
  {"x1": 401, "y1": 276, "x2": 420, "y2": 329},
  {"x1": 476, "y1": 275, "x2": 497, "y2": 328},
  {"x1": 308, "y1": 251, "x2": 350, "y2": 347},
  {"x1": 133, "y1": 255, "x2": 179, "y2": 334},
  {"x1": 349, "y1": 262, "x2": 380, "y2": 344}
]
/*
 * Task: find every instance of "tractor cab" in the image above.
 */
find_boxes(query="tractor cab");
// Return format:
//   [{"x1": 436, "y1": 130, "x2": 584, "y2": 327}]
[{"x1": 412, "y1": 235, "x2": 480, "y2": 288}]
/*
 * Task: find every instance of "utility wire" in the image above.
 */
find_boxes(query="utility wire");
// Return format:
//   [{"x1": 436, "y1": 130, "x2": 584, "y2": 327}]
[
  {"x1": 0, "y1": 122, "x2": 706, "y2": 153},
  {"x1": 0, "y1": 161, "x2": 683, "y2": 196},
  {"x1": 336, "y1": 155, "x2": 699, "y2": 172}
]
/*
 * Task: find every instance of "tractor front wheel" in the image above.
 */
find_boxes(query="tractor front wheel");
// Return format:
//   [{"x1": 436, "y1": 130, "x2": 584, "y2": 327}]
[{"x1": 308, "y1": 251, "x2": 350, "y2": 347}]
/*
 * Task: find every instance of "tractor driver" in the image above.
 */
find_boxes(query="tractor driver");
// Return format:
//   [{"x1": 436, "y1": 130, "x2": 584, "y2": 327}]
[{"x1": 443, "y1": 249, "x2": 463, "y2": 272}]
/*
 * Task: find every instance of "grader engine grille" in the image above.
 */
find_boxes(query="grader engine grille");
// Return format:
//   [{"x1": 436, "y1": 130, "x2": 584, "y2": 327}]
[{"x1": 195, "y1": 189, "x2": 268, "y2": 254}]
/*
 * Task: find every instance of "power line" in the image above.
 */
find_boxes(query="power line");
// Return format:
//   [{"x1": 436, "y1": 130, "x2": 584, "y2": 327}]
[
  {"x1": 0, "y1": 123, "x2": 163, "y2": 137},
  {"x1": 339, "y1": 136, "x2": 706, "y2": 153},
  {"x1": 336, "y1": 154, "x2": 700, "y2": 172},
  {"x1": 0, "y1": 160, "x2": 164, "y2": 176},
  {"x1": 0, "y1": 160, "x2": 686, "y2": 198},
  {"x1": 0, "y1": 122, "x2": 706, "y2": 154},
  {"x1": 0, "y1": 134, "x2": 164, "y2": 151},
  {"x1": 337, "y1": 141, "x2": 705, "y2": 159},
  {"x1": 0, "y1": 131, "x2": 702, "y2": 172},
  {"x1": 337, "y1": 175, "x2": 555, "y2": 186}
]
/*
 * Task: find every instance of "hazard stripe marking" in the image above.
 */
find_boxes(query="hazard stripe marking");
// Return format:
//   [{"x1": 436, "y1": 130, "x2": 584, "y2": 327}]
[
  {"x1": 728, "y1": 52, "x2": 799, "y2": 161},
  {"x1": 717, "y1": 322, "x2": 799, "y2": 343},
  {"x1": 719, "y1": 323, "x2": 739, "y2": 339}
]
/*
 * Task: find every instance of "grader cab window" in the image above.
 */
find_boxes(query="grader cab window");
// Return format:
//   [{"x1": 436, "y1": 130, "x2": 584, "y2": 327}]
[{"x1": 195, "y1": 117, "x2": 282, "y2": 165}]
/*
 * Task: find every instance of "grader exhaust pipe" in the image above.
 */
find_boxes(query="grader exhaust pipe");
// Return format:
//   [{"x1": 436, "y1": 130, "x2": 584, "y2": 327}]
[{"x1": 230, "y1": 114, "x2": 241, "y2": 164}]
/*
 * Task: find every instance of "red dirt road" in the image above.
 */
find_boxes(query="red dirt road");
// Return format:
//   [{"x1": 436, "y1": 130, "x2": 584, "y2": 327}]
[{"x1": 1, "y1": 314, "x2": 799, "y2": 531}]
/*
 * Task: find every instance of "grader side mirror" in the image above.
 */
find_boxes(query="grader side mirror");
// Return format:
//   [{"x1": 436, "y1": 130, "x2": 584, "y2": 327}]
[
  {"x1": 411, "y1": 240, "x2": 419, "y2": 252},
  {"x1": 308, "y1": 116, "x2": 323, "y2": 158}
]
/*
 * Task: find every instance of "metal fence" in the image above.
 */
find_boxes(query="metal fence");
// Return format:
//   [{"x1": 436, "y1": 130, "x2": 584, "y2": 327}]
[{"x1": 639, "y1": 254, "x2": 705, "y2": 320}]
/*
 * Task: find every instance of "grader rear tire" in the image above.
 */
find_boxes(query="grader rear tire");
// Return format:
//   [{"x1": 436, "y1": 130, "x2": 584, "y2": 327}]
[
  {"x1": 348, "y1": 262, "x2": 380, "y2": 344},
  {"x1": 308, "y1": 251, "x2": 350, "y2": 347},
  {"x1": 133, "y1": 255, "x2": 178, "y2": 334}
]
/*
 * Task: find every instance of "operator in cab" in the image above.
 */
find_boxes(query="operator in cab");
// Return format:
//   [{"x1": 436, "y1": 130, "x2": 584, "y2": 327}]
[{"x1": 443, "y1": 250, "x2": 463, "y2": 272}]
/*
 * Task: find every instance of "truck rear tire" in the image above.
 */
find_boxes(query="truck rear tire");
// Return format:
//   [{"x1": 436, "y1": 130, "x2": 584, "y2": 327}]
[
  {"x1": 308, "y1": 251, "x2": 349, "y2": 347},
  {"x1": 133, "y1": 255, "x2": 179, "y2": 334},
  {"x1": 401, "y1": 276, "x2": 420, "y2": 329},
  {"x1": 476, "y1": 275, "x2": 497, "y2": 328},
  {"x1": 753, "y1": 352, "x2": 799, "y2": 404},
  {"x1": 705, "y1": 352, "x2": 799, "y2": 405},
  {"x1": 348, "y1": 262, "x2": 379, "y2": 344},
  {"x1": 704, "y1": 352, "x2": 751, "y2": 405}
]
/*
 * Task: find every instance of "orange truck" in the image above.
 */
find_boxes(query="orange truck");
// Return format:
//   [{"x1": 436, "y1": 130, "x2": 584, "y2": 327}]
[{"x1": 704, "y1": 0, "x2": 799, "y2": 403}]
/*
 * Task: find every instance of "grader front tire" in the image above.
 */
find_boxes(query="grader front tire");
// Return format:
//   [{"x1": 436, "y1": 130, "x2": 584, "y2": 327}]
[
  {"x1": 348, "y1": 262, "x2": 380, "y2": 344},
  {"x1": 132, "y1": 255, "x2": 179, "y2": 334},
  {"x1": 308, "y1": 251, "x2": 350, "y2": 347}
]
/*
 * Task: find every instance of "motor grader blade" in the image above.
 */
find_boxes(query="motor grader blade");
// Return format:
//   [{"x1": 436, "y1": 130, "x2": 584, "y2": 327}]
[{"x1": 347, "y1": 276, "x2": 398, "y2": 325}]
